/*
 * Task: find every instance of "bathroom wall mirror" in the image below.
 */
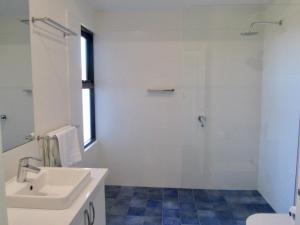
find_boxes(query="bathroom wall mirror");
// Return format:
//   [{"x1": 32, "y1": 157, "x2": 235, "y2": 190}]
[{"x1": 0, "y1": 0, "x2": 34, "y2": 152}]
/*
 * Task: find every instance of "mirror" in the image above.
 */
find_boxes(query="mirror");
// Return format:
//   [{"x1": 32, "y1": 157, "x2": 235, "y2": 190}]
[{"x1": 0, "y1": 0, "x2": 34, "y2": 152}]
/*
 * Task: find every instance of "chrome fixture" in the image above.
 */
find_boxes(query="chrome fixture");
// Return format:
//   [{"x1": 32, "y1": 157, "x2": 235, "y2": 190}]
[
  {"x1": 89, "y1": 202, "x2": 96, "y2": 225},
  {"x1": 17, "y1": 157, "x2": 42, "y2": 183},
  {"x1": 147, "y1": 88, "x2": 176, "y2": 92},
  {"x1": 24, "y1": 133, "x2": 35, "y2": 142},
  {"x1": 0, "y1": 114, "x2": 7, "y2": 121},
  {"x1": 240, "y1": 20, "x2": 283, "y2": 36},
  {"x1": 36, "y1": 125, "x2": 80, "y2": 141},
  {"x1": 20, "y1": 17, "x2": 77, "y2": 37},
  {"x1": 198, "y1": 115, "x2": 207, "y2": 128}
]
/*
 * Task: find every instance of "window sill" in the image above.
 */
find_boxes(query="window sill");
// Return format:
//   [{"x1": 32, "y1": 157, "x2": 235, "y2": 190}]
[{"x1": 84, "y1": 140, "x2": 98, "y2": 152}]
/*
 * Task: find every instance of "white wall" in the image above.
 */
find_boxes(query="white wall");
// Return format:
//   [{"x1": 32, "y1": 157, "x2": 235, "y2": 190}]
[
  {"x1": 94, "y1": 6, "x2": 264, "y2": 189},
  {"x1": 2, "y1": 0, "x2": 100, "y2": 181},
  {"x1": 258, "y1": 3, "x2": 300, "y2": 213}
]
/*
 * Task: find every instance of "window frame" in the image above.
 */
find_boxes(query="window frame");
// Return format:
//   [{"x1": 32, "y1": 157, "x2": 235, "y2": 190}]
[{"x1": 81, "y1": 26, "x2": 96, "y2": 148}]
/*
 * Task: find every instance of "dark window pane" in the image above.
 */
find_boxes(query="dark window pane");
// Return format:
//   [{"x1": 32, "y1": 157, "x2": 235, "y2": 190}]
[{"x1": 81, "y1": 26, "x2": 95, "y2": 148}]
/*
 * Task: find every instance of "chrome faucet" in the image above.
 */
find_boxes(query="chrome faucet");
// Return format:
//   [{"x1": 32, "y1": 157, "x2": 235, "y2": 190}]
[{"x1": 17, "y1": 157, "x2": 42, "y2": 183}]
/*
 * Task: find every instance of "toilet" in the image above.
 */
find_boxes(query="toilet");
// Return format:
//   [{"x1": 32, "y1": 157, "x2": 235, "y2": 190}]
[{"x1": 246, "y1": 214, "x2": 294, "y2": 225}]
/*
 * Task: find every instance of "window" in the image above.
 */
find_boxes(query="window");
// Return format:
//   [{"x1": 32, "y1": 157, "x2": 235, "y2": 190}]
[{"x1": 81, "y1": 26, "x2": 95, "y2": 148}]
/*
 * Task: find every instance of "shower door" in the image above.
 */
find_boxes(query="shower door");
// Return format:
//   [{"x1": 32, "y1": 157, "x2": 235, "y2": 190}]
[
  {"x1": 180, "y1": 43, "x2": 208, "y2": 188},
  {"x1": 180, "y1": 5, "x2": 264, "y2": 190}
]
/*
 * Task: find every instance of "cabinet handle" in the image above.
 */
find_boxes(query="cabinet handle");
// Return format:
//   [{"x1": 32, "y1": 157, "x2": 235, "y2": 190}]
[
  {"x1": 84, "y1": 209, "x2": 91, "y2": 225},
  {"x1": 89, "y1": 202, "x2": 95, "y2": 225}
]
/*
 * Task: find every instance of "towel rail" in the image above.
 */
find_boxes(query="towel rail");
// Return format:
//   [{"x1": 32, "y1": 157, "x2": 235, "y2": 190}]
[
  {"x1": 36, "y1": 125, "x2": 80, "y2": 141},
  {"x1": 21, "y1": 17, "x2": 77, "y2": 37},
  {"x1": 37, "y1": 136, "x2": 56, "y2": 141},
  {"x1": 147, "y1": 89, "x2": 175, "y2": 92}
]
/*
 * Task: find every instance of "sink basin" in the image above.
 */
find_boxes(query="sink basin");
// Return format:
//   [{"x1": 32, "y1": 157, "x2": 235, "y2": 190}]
[{"x1": 6, "y1": 167, "x2": 91, "y2": 210}]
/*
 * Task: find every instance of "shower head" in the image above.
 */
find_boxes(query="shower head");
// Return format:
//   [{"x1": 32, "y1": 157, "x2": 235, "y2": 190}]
[{"x1": 240, "y1": 20, "x2": 283, "y2": 37}]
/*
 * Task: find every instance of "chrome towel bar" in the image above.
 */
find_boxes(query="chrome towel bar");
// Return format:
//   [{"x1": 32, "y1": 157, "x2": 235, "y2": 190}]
[
  {"x1": 147, "y1": 89, "x2": 175, "y2": 92},
  {"x1": 21, "y1": 17, "x2": 77, "y2": 37},
  {"x1": 36, "y1": 125, "x2": 80, "y2": 141}
]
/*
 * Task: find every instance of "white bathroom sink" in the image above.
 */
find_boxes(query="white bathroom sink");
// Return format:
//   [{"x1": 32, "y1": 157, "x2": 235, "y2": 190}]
[{"x1": 5, "y1": 167, "x2": 91, "y2": 210}]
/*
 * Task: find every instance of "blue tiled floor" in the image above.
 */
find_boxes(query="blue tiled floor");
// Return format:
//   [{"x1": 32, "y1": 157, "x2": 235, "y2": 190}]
[{"x1": 105, "y1": 186, "x2": 275, "y2": 225}]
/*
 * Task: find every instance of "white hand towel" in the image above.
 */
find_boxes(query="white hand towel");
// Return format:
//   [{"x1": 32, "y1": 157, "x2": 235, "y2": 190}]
[
  {"x1": 50, "y1": 126, "x2": 82, "y2": 167},
  {"x1": 44, "y1": 126, "x2": 71, "y2": 167}
]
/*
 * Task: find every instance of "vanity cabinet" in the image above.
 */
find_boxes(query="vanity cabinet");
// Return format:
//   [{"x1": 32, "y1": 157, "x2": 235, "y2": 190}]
[
  {"x1": 7, "y1": 169, "x2": 108, "y2": 225},
  {"x1": 71, "y1": 185, "x2": 106, "y2": 225}
]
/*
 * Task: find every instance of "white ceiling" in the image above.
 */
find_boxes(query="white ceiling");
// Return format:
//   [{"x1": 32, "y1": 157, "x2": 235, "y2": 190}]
[{"x1": 88, "y1": 0, "x2": 273, "y2": 11}]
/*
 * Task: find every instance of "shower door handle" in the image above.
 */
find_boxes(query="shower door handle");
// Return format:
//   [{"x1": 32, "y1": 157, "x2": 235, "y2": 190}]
[{"x1": 198, "y1": 115, "x2": 206, "y2": 127}]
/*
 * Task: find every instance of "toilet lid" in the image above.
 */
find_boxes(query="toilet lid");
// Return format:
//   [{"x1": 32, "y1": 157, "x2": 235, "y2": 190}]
[{"x1": 246, "y1": 214, "x2": 294, "y2": 225}]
